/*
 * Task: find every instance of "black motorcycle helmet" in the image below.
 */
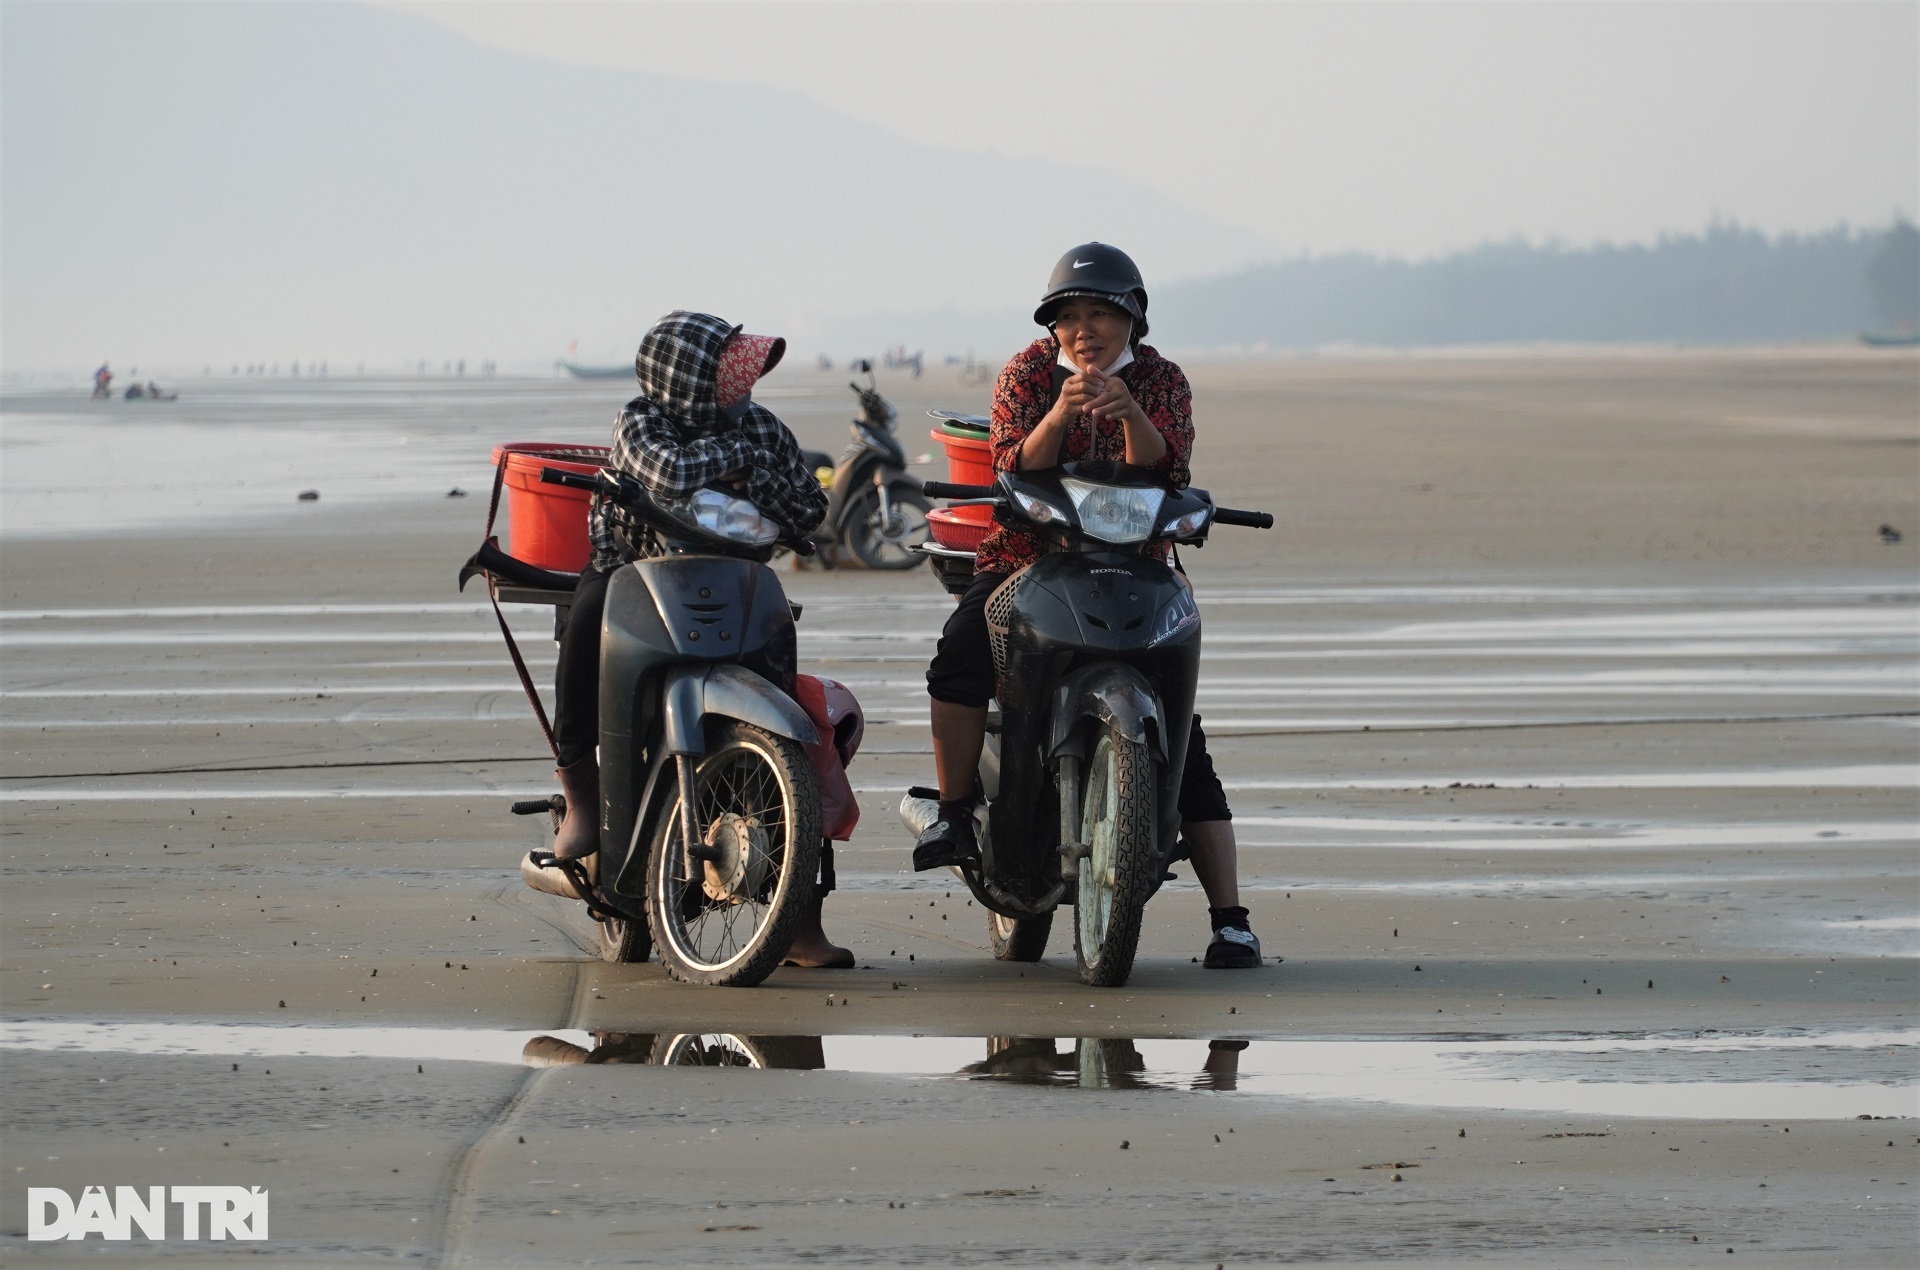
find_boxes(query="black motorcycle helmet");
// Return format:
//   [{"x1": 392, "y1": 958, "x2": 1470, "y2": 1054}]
[{"x1": 1033, "y1": 242, "x2": 1149, "y2": 342}]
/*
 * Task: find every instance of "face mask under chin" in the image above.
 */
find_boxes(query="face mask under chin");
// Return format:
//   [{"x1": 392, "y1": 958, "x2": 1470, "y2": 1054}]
[{"x1": 722, "y1": 394, "x2": 754, "y2": 424}]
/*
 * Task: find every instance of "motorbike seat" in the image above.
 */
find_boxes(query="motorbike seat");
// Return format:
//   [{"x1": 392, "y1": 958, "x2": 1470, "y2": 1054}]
[{"x1": 458, "y1": 537, "x2": 580, "y2": 595}]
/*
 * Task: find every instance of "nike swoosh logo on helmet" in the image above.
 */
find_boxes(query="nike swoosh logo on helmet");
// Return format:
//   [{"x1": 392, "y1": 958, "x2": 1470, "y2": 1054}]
[{"x1": 1072, "y1": 259, "x2": 1094, "y2": 268}]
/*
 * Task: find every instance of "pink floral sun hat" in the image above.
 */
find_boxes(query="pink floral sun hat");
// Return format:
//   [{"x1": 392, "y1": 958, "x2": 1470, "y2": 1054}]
[{"x1": 714, "y1": 332, "x2": 786, "y2": 409}]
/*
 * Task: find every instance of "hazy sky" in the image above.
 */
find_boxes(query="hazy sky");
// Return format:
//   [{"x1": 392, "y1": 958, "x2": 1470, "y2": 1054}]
[
  {"x1": 393, "y1": 0, "x2": 1918, "y2": 258},
  {"x1": 3, "y1": 1, "x2": 1914, "y2": 371}
]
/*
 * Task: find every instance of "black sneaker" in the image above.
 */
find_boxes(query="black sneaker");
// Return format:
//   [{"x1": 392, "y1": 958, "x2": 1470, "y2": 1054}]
[
  {"x1": 913, "y1": 799, "x2": 978, "y2": 872},
  {"x1": 1204, "y1": 906, "x2": 1263, "y2": 969}
]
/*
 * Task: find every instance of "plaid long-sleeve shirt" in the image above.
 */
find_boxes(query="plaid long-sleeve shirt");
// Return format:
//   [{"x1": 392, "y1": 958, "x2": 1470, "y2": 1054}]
[{"x1": 589, "y1": 312, "x2": 827, "y2": 570}]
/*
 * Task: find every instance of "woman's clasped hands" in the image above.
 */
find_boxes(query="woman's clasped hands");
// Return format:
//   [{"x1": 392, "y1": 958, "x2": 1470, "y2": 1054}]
[{"x1": 1052, "y1": 364, "x2": 1144, "y2": 431}]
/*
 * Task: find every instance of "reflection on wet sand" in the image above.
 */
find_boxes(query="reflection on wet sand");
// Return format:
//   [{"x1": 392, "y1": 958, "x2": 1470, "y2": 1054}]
[
  {"x1": 6, "y1": 1019, "x2": 1911, "y2": 1118},
  {"x1": 959, "y1": 1036, "x2": 1252, "y2": 1091},
  {"x1": 523, "y1": 1031, "x2": 827, "y2": 1070},
  {"x1": 524, "y1": 1032, "x2": 1242, "y2": 1089}
]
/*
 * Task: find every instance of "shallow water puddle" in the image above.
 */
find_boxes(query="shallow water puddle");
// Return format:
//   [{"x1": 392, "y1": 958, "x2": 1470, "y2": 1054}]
[
  {"x1": 3, "y1": 1020, "x2": 1912, "y2": 1120},
  {"x1": 0, "y1": 785, "x2": 555, "y2": 801}
]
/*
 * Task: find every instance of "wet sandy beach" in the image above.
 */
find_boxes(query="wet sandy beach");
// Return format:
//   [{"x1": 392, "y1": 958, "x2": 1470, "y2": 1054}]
[{"x1": 2, "y1": 353, "x2": 1916, "y2": 1264}]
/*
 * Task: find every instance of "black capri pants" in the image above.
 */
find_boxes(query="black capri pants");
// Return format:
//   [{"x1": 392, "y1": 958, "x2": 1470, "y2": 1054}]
[
  {"x1": 927, "y1": 570, "x2": 1232, "y2": 823},
  {"x1": 553, "y1": 564, "x2": 613, "y2": 769}
]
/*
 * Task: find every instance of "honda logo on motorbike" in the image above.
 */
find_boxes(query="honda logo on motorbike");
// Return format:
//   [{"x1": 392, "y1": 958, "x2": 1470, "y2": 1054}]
[{"x1": 27, "y1": 1186, "x2": 268, "y2": 1241}]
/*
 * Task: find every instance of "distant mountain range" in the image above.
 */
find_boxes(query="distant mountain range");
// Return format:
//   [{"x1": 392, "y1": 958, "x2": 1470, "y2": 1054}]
[{"x1": 0, "y1": 2, "x2": 1264, "y2": 370}]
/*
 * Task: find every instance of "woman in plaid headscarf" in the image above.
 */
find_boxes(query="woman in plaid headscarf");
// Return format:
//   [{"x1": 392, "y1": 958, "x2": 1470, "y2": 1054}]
[{"x1": 548, "y1": 312, "x2": 848, "y2": 966}]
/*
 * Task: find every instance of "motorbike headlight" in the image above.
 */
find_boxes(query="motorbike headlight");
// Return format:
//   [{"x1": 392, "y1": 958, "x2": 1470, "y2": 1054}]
[
  {"x1": 1162, "y1": 506, "x2": 1212, "y2": 538},
  {"x1": 1012, "y1": 489, "x2": 1069, "y2": 526},
  {"x1": 1060, "y1": 479, "x2": 1165, "y2": 544},
  {"x1": 663, "y1": 488, "x2": 782, "y2": 546}
]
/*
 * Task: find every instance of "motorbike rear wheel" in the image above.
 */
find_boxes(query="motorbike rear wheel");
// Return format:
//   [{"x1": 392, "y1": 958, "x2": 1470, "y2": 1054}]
[
  {"x1": 646, "y1": 721, "x2": 821, "y2": 987},
  {"x1": 987, "y1": 908, "x2": 1053, "y2": 961},
  {"x1": 846, "y1": 485, "x2": 931, "y2": 570},
  {"x1": 543, "y1": 801, "x2": 649, "y2": 965},
  {"x1": 595, "y1": 910, "x2": 652, "y2": 963},
  {"x1": 1073, "y1": 729, "x2": 1157, "y2": 987}
]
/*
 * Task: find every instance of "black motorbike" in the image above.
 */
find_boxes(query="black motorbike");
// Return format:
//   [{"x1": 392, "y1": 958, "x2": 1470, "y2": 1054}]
[
  {"x1": 796, "y1": 361, "x2": 930, "y2": 569},
  {"x1": 903, "y1": 462, "x2": 1271, "y2": 987},
  {"x1": 464, "y1": 468, "x2": 833, "y2": 987}
]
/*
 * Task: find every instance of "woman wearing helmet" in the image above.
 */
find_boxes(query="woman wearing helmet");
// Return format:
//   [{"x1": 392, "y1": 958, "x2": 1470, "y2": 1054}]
[{"x1": 915, "y1": 243, "x2": 1262, "y2": 970}]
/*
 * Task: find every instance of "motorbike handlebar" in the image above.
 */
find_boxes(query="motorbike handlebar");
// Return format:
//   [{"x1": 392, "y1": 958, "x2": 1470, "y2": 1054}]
[
  {"x1": 1212, "y1": 507, "x2": 1273, "y2": 529},
  {"x1": 541, "y1": 466, "x2": 816, "y2": 556},
  {"x1": 539, "y1": 466, "x2": 611, "y2": 494},
  {"x1": 923, "y1": 480, "x2": 999, "y2": 500}
]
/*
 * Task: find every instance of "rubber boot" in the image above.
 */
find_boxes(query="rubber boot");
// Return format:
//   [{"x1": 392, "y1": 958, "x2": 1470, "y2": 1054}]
[
  {"x1": 551, "y1": 756, "x2": 600, "y2": 860},
  {"x1": 782, "y1": 890, "x2": 854, "y2": 969}
]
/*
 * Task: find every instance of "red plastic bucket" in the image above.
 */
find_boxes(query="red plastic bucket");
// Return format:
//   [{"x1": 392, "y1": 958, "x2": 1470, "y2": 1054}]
[
  {"x1": 933, "y1": 428, "x2": 994, "y2": 487},
  {"x1": 491, "y1": 443, "x2": 610, "y2": 572},
  {"x1": 926, "y1": 507, "x2": 991, "y2": 552}
]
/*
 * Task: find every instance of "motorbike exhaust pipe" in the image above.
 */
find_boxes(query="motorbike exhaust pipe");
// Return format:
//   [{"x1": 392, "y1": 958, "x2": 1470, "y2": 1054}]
[
  {"x1": 898, "y1": 790, "x2": 990, "y2": 842},
  {"x1": 898, "y1": 791, "x2": 939, "y2": 837},
  {"x1": 519, "y1": 850, "x2": 595, "y2": 901},
  {"x1": 522, "y1": 1035, "x2": 591, "y2": 1067}
]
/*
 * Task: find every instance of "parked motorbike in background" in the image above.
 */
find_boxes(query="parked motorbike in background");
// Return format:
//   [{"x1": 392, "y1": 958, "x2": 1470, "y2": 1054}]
[{"x1": 795, "y1": 361, "x2": 931, "y2": 569}]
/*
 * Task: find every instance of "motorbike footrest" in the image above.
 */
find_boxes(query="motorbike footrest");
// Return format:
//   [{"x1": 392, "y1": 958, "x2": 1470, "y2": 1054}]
[{"x1": 1057, "y1": 841, "x2": 1092, "y2": 861}]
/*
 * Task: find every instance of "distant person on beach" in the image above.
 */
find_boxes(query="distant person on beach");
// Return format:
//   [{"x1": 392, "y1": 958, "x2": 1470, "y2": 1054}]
[
  {"x1": 544, "y1": 311, "x2": 846, "y2": 965},
  {"x1": 92, "y1": 362, "x2": 113, "y2": 398},
  {"x1": 912, "y1": 242, "x2": 1264, "y2": 969}
]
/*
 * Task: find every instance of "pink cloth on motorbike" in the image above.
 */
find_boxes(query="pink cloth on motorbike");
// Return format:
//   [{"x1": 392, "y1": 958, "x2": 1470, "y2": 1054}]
[
  {"x1": 793, "y1": 673, "x2": 861, "y2": 841},
  {"x1": 714, "y1": 332, "x2": 786, "y2": 409}
]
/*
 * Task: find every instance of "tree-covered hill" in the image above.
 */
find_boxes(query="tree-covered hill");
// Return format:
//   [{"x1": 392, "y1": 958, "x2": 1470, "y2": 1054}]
[{"x1": 1154, "y1": 220, "x2": 1919, "y2": 349}]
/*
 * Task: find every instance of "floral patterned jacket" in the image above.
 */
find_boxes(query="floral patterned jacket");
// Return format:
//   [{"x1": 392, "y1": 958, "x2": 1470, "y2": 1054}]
[{"x1": 975, "y1": 338, "x2": 1194, "y2": 577}]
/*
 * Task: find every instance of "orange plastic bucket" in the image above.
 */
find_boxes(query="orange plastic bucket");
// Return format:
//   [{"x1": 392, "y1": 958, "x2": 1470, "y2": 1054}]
[
  {"x1": 492, "y1": 442, "x2": 610, "y2": 572},
  {"x1": 933, "y1": 428, "x2": 994, "y2": 487}
]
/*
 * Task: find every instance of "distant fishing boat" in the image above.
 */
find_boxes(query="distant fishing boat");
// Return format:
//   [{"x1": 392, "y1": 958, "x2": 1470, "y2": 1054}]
[
  {"x1": 1860, "y1": 330, "x2": 1920, "y2": 347},
  {"x1": 557, "y1": 360, "x2": 633, "y2": 379}
]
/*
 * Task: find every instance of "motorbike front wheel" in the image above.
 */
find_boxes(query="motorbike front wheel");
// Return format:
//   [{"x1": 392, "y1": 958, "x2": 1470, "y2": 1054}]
[
  {"x1": 650, "y1": 1033, "x2": 771, "y2": 1067},
  {"x1": 846, "y1": 485, "x2": 931, "y2": 570},
  {"x1": 1073, "y1": 728, "x2": 1157, "y2": 987},
  {"x1": 646, "y1": 721, "x2": 822, "y2": 987}
]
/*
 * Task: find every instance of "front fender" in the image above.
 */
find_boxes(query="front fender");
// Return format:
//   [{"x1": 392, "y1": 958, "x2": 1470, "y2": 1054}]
[
  {"x1": 660, "y1": 662, "x2": 819, "y2": 755},
  {"x1": 1047, "y1": 661, "x2": 1165, "y2": 761}
]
